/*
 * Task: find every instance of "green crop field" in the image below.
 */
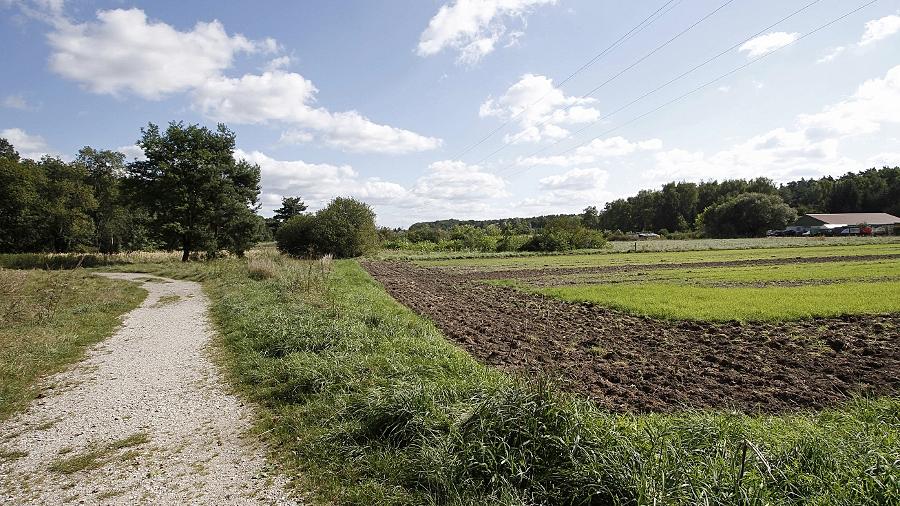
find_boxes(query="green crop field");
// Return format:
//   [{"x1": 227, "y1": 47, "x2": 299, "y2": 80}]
[{"x1": 483, "y1": 250, "x2": 900, "y2": 321}]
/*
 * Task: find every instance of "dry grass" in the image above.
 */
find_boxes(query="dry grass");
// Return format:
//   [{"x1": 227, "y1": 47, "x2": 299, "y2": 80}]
[{"x1": 0, "y1": 269, "x2": 146, "y2": 419}]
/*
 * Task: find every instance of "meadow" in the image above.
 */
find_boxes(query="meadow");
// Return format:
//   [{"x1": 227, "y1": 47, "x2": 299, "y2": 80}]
[{"x1": 1, "y1": 239, "x2": 897, "y2": 504}]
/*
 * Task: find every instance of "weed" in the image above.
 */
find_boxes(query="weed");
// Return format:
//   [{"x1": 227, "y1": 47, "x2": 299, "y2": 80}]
[{"x1": 49, "y1": 432, "x2": 149, "y2": 474}]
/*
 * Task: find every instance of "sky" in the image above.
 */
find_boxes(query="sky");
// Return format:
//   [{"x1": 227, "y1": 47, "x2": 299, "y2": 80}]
[{"x1": 2, "y1": 0, "x2": 900, "y2": 227}]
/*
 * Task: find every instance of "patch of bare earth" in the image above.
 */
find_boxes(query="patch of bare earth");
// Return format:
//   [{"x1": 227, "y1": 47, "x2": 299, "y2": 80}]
[
  {"x1": 0, "y1": 273, "x2": 299, "y2": 505},
  {"x1": 363, "y1": 260, "x2": 900, "y2": 413}
]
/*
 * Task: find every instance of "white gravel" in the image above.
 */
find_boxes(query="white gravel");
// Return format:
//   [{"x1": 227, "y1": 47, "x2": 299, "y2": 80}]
[{"x1": 0, "y1": 273, "x2": 299, "y2": 505}]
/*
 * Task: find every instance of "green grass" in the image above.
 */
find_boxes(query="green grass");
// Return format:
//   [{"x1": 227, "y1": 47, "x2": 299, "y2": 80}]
[
  {"x1": 114, "y1": 253, "x2": 900, "y2": 504},
  {"x1": 534, "y1": 280, "x2": 900, "y2": 321},
  {"x1": 0, "y1": 269, "x2": 146, "y2": 420},
  {"x1": 420, "y1": 242, "x2": 900, "y2": 269}
]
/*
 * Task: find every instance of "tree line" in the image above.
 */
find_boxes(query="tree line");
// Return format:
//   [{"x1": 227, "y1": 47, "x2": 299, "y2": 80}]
[
  {"x1": 0, "y1": 122, "x2": 268, "y2": 260},
  {"x1": 404, "y1": 167, "x2": 899, "y2": 241}
]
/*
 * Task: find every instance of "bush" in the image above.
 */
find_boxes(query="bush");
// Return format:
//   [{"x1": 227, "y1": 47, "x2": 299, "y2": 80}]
[
  {"x1": 276, "y1": 197, "x2": 378, "y2": 259},
  {"x1": 314, "y1": 197, "x2": 378, "y2": 258},
  {"x1": 275, "y1": 214, "x2": 317, "y2": 257},
  {"x1": 700, "y1": 193, "x2": 797, "y2": 238},
  {"x1": 521, "y1": 217, "x2": 607, "y2": 252}
]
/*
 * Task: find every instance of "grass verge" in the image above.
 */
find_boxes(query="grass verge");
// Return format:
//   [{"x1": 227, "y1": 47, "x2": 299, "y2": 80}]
[
  {"x1": 117, "y1": 253, "x2": 899, "y2": 505},
  {"x1": 49, "y1": 432, "x2": 149, "y2": 474},
  {"x1": 0, "y1": 269, "x2": 146, "y2": 420}
]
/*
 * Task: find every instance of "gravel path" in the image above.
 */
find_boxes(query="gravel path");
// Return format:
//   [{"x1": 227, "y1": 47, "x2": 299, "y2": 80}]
[{"x1": 0, "y1": 273, "x2": 299, "y2": 505}]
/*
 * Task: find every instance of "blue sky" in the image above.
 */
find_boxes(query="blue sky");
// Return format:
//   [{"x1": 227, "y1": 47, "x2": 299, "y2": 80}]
[{"x1": 2, "y1": 0, "x2": 900, "y2": 227}]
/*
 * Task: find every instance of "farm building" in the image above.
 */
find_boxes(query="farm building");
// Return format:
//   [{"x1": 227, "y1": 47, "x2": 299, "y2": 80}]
[{"x1": 788, "y1": 213, "x2": 900, "y2": 235}]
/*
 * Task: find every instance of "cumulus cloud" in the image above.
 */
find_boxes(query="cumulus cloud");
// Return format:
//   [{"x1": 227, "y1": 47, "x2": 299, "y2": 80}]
[
  {"x1": 1, "y1": 127, "x2": 51, "y2": 159},
  {"x1": 480, "y1": 74, "x2": 599, "y2": 143},
  {"x1": 516, "y1": 167, "x2": 611, "y2": 213},
  {"x1": 738, "y1": 31, "x2": 798, "y2": 58},
  {"x1": 46, "y1": 8, "x2": 271, "y2": 99},
  {"x1": 37, "y1": 7, "x2": 440, "y2": 155},
  {"x1": 642, "y1": 65, "x2": 900, "y2": 185},
  {"x1": 417, "y1": 0, "x2": 557, "y2": 65},
  {"x1": 517, "y1": 136, "x2": 662, "y2": 167},
  {"x1": 859, "y1": 14, "x2": 900, "y2": 46},
  {"x1": 412, "y1": 160, "x2": 507, "y2": 202},
  {"x1": 195, "y1": 72, "x2": 442, "y2": 154}
]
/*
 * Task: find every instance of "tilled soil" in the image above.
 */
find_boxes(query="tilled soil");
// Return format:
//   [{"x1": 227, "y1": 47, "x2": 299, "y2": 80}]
[{"x1": 363, "y1": 260, "x2": 900, "y2": 413}]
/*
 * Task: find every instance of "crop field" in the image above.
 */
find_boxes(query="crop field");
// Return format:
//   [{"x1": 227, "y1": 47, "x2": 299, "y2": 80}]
[{"x1": 364, "y1": 240, "x2": 900, "y2": 413}]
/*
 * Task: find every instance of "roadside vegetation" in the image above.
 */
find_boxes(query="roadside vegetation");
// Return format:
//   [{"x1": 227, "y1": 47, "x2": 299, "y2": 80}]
[
  {"x1": 77, "y1": 249, "x2": 898, "y2": 505},
  {"x1": 0, "y1": 269, "x2": 145, "y2": 419}
]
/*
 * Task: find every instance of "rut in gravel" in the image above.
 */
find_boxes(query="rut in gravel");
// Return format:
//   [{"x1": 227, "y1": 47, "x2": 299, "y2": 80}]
[
  {"x1": 0, "y1": 273, "x2": 298, "y2": 505},
  {"x1": 363, "y1": 260, "x2": 900, "y2": 413}
]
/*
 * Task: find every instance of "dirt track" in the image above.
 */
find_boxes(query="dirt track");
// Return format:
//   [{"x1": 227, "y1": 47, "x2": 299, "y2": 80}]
[{"x1": 363, "y1": 260, "x2": 900, "y2": 413}]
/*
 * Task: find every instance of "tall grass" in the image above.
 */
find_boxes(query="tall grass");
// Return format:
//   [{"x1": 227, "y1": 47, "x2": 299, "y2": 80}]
[{"x1": 124, "y1": 256, "x2": 898, "y2": 505}]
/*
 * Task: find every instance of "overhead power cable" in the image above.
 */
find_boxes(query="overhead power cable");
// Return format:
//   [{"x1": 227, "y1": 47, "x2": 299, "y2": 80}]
[
  {"x1": 447, "y1": 0, "x2": 681, "y2": 162},
  {"x1": 499, "y1": 0, "x2": 879, "y2": 181},
  {"x1": 473, "y1": 0, "x2": 738, "y2": 165}
]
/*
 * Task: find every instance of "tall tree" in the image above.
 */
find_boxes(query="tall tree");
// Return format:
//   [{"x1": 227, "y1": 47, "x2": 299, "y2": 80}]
[
  {"x1": 76, "y1": 147, "x2": 130, "y2": 253},
  {"x1": 127, "y1": 122, "x2": 261, "y2": 261},
  {"x1": 273, "y1": 197, "x2": 308, "y2": 222}
]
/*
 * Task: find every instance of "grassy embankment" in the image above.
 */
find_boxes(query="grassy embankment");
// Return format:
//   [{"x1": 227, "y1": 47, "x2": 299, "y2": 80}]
[
  {"x1": 497, "y1": 257, "x2": 900, "y2": 321},
  {"x1": 0, "y1": 269, "x2": 146, "y2": 420},
  {"x1": 96, "y1": 250, "x2": 898, "y2": 505}
]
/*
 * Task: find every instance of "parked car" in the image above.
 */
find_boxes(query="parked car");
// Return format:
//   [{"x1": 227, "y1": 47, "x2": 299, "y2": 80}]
[{"x1": 840, "y1": 227, "x2": 861, "y2": 235}]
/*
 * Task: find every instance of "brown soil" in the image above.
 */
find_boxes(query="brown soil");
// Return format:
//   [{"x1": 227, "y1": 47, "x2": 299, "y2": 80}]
[{"x1": 362, "y1": 260, "x2": 900, "y2": 413}]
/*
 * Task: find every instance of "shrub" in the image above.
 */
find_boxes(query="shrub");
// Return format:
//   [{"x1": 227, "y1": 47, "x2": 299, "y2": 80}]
[
  {"x1": 521, "y1": 217, "x2": 607, "y2": 252},
  {"x1": 275, "y1": 214, "x2": 317, "y2": 257},
  {"x1": 313, "y1": 197, "x2": 378, "y2": 258}
]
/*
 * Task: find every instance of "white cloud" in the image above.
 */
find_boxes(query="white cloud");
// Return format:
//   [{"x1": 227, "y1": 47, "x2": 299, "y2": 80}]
[
  {"x1": 738, "y1": 32, "x2": 798, "y2": 58},
  {"x1": 195, "y1": 71, "x2": 442, "y2": 154},
  {"x1": 117, "y1": 144, "x2": 146, "y2": 161},
  {"x1": 264, "y1": 55, "x2": 292, "y2": 71},
  {"x1": 641, "y1": 65, "x2": 900, "y2": 184},
  {"x1": 47, "y1": 8, "x2": 270, "y2": 99},
  {"x1": 518, "y1": 136, "x2": 662, "y2": 166},
  {"x1": 417, "y1": 0, "x2": 557, "y2": 65},
  {"x1": 859, "y1": 14, "x2": 900, "y2": 46},
  {"x1": 1, "y1": 127, "x2": 50, "y2": 159},
  {"x1": 480, "y1": 74, "x2": 599, "y2": 143},
  {"x1": 798, "y1": 64, "x2": 900, "y2": 139},
  {"x1": 412, "y1": 160, "x2": 508, "y2": 202},
  {"x1": 517, "y1": 167, "x2": 611, "y2": 213},
  {"x1": 817, "y1": 46, "x2": 845, "y2": 64},
  {"x1": 867, "y1": 152, "x2": 900, "y2": 168}
]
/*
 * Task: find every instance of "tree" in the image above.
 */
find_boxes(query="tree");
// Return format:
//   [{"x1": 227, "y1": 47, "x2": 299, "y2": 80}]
[
  {"x1": 275, "y1": 214, "x2": 317, "y2": 256},
  {"x1": 0, "y1": 146, "x2": 38, "y2": 252},
  {"x1": 581, "y1": 206, "x2": 600, "y2": 229},
  {"x1": 699, "y1": 193, "x2": 796, "y2": 238},
  {"x1": 127, "y1": 122, "x2": 261, "y2": 260},
  {"x1": 76, "y1": 147, "x2": 130, "y2": 253},
  {"x1": 34, "y1": 156, "x2": 98, "y2": 252},
  {"x1": 274, "y1": 197, "x2": 308, "y2": 222},
  {"x1": 313, "y1": 197, "x2": 378, "y2": 258},
  {"x1": 0, "y1": 138, "x2": 19, "y2": 162}
]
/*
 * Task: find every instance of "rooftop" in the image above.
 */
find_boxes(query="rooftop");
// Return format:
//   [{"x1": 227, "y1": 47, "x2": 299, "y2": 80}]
[{"x1": 804, "y1": 213, "x2": 900, "y2": 225}]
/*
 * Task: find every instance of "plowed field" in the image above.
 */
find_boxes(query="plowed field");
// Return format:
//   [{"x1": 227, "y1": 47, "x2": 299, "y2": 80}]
[{"x1": 363, "y1": 259, "x2": 899, "y2": 413}]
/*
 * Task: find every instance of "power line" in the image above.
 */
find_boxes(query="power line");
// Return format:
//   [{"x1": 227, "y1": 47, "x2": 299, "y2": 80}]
[
  {"x1": 500, "y1": 0, "x2": 879, "y2": 182},
  {"x1": 447, "y1": 0, "x2": 681, "y2": 162},
  {"x1": 473, "y1": 0, "x2": 738, "y2": 165},
  {"x1": 496, "y1": 0, "x2": 825, "y2": 176}
]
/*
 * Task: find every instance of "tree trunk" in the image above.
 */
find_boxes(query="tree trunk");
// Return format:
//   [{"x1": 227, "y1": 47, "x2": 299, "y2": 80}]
[{"x1": 182, "y1": 235, "x2": 190, "y2": 262}]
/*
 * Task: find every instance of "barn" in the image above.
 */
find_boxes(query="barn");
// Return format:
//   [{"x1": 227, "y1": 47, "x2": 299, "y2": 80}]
[{"x1": 788, "y1": 213, "x2": 900, "y2": 235}]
